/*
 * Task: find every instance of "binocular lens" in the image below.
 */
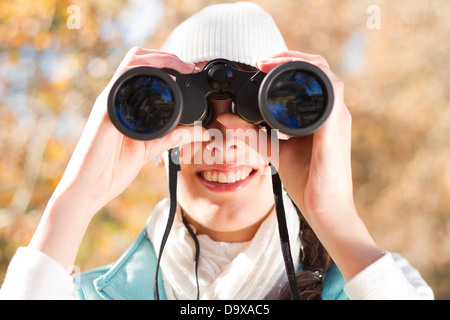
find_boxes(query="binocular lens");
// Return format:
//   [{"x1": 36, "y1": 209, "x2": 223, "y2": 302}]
[
  {"x1": 108, "y1": 60, "x2": 333, "y2": 140},
  {"x1": 113, "y1": 73, "x2": 178, "y2": 138},
  {"x1": 266, "y1": 70, "x2": 326, "y2": 130}
]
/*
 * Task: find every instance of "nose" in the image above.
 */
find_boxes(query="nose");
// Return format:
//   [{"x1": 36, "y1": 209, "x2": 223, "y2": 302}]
[
  {"x1": 204, "y1": 98, "x2": 240, "y2": 159},
  {"x1": 205, "y1": 128, "x2": 238, "y2": 155}
]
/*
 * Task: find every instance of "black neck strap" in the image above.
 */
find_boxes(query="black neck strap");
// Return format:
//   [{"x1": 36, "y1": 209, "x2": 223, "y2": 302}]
[
  {"x1": 182, "y1": 213, "x2": 201, "y2": 300},
  {"x1": 153, "y1": 147, "x2": 181, "y2": 300},
  {"x1": 270, "y1": 165, "x2": 302, "y2": 300}
]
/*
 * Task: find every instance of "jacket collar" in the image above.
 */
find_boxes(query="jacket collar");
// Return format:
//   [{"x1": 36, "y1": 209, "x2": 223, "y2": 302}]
[{"x1": 92, "y1": 229, "x2": 167, "y2": 300}]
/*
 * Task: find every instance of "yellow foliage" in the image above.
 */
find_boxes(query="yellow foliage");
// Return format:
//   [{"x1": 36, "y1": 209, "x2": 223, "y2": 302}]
[{"x1": 0, "y1": 0, "x2": 449, "y2": 298}]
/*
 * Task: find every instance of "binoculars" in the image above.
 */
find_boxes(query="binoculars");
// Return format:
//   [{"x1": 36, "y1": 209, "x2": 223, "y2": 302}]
[{"x1": 107, "y1": 58, "x2": 334, "y2": 140}]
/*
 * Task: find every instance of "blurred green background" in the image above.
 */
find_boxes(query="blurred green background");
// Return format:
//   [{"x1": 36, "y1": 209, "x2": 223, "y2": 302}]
[{"x1": 0, "y1": 0, "x2": 449, "y2": 299}]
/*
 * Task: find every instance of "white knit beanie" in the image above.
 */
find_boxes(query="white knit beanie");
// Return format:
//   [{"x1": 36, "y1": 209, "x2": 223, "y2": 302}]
[{"x1": 161, "y1": 1, "x2": 288, "y2": 67}]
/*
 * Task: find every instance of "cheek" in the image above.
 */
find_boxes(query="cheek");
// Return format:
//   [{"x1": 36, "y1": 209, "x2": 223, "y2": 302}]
[
  {"x1": 176, "y1": 166, "x2": 197, "y2": 197},
  {"x1": 178, "y1": 143, "x2": 202, "y2": 165}
]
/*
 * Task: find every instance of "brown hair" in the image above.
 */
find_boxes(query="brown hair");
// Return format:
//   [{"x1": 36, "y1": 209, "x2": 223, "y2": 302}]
[{"x1": 279, "y1": 207, "x2": 332, "y2": 300}]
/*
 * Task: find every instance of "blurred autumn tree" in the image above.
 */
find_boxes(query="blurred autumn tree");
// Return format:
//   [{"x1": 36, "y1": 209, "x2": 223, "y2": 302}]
[{"x1": 0, "y1": 0, "x2": 449, "y2": 299}]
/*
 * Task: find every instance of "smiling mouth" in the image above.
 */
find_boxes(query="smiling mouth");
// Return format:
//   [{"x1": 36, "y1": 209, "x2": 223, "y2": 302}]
[
  {"x1": 197, "y1": 167, "x2": 256, "y2": 192},
  {"x1": 200, "y1": 167, "x2": 254, "y2": 184}
]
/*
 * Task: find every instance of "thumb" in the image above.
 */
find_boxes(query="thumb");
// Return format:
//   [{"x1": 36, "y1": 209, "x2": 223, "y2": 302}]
[
  {"x1": 168, "y1": 123, "x2": 211, "y2": 146},
  {"x1": 142, "y1": 124, "x2": 210, "y2": 164},
  {"x1": 166, "y1": 124, "x2": 211, "y2": 164}
]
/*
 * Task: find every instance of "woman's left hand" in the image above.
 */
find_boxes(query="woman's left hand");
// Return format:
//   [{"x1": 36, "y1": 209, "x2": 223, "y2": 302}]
[
  {"x1": 218, "y1": 50, "x2": 383, "y2": 280},
  {"x1": 255, "y1": 51, "x2": 354, "y2": 228}
]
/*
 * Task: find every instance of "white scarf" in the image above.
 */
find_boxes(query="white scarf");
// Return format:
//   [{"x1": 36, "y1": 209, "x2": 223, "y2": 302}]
[{"x1": 147, "y1": 193, "x2": 300, "y2": 300}]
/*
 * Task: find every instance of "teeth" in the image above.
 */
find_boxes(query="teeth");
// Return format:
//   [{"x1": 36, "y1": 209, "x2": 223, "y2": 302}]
[
  {"x1": 201, "y1": 169, "x2": 252, "y2": 184},
  {"x1": 218, "y1": 172, "x2": 228, "y2": 183}
]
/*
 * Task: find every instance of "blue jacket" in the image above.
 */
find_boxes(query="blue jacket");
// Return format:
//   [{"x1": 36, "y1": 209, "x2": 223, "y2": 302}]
[{"x1": 74, "y1": 229, "x2": 348, "y2": 300}]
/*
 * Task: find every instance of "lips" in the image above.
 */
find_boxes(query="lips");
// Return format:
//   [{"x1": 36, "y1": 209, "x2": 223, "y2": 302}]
[{"x1": 197, "y1": 166, "x2": 256, "y2": 192}]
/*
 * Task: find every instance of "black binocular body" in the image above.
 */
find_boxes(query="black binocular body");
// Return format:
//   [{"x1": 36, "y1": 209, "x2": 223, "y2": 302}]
[{"x1": 108, "y1": 59, "x2": 334, "y2": 141}]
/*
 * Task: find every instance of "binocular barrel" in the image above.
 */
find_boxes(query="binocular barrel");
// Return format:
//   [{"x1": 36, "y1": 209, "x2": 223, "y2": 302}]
[{"x1": 108, "y1": 59, "x2": 334, "y2": 141}]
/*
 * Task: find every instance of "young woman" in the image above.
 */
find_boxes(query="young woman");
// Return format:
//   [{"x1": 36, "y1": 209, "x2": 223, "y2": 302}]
[{"x1": 0, "y1": 2, "x2": 433, "y2": 300}]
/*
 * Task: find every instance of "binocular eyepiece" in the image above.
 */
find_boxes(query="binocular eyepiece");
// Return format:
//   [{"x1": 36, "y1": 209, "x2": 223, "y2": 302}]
[{"x1": 108, "y1": 59, "x2": 334, "y2": 140}]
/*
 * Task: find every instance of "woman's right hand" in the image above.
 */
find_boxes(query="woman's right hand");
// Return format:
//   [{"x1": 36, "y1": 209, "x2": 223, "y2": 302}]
[
  {"x1": 28, "y1": 48, "x2": 208, "y2": 269},
  {"x1": 55, "y1": 48, "x2": 207, "y2": 216}
]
